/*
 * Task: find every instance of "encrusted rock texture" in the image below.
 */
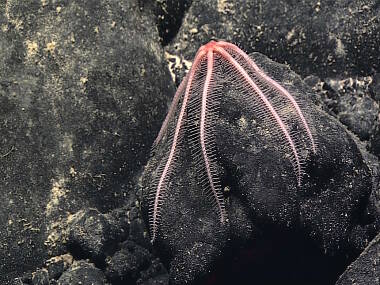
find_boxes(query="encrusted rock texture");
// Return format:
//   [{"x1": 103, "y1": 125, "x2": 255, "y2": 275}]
[{"x1": 0, "y1": 0, "x2": 379, "y2": 285}]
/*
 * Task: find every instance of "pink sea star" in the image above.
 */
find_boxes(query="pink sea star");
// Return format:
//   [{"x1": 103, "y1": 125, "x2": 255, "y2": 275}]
[{"x1": 149, "y1": 40, "x2": 317, "y2": 243}]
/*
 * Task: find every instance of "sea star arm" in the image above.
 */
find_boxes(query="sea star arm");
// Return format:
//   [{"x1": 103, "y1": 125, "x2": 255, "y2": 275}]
[
  {"x1": 150, "y1": 50, "x2": 206, "y2": 243},
  {"x1": 216, "y1": 41, "x2": 317, "y2": 153},
  {"x1": 215, "y1": 46, "x2": 303, "y2": 185},
  {"x1": 199, "y1": 50, "x2": 226, "y2": 224},
  {"x1": 153, "y1": 73, "x2": 189, "y2": 148}
]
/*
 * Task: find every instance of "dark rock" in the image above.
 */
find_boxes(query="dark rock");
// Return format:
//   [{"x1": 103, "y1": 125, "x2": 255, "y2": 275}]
[
  {"x1": 349, "y1": 152, "x2": 380, "y2": 250},
  {"x1": 369, "y1": 169, "x2": 380, "y2": 230},
  {"x1": 146, "y1": 0, "x2": 193, "y2": 45},
  {"x1": 339, "y1": 94, "x2": 380, "y2": 140},
  {"x1": 370, "y1": 72, "x2": 380, "y2": 102},
  {"x1": 137, "y1": 258, "x2": 169, "y2": 285},
  {"x1": 166, "y1": 0, "x2": 380, "y2": 79},
  {"x1": 8, "y1": 278, "x2": 29, "y2": 285},
  {"x1": 142, "y1": 52, "x2": 377, "y2": 284},
  {"x1": 0, "y1": 0, "x2": 173, "y2": 281},
  {"x1": 31, "y1": 269, "x2": 49, "y2": 285},
  {"x1": 324, "y1": 77, "x2": 379, "y2": 141},
  {"x1": 67, "y1": 209, "x2": 116, "y2": 263},
  {"x1": 370, "y1": 123, "x2": 380, "y2": 157},
  {"x1": 105, "y1": 240, "x2": 152, "y2": 283},
  {"x1": 129, "y1": 215, "x2": 151, "y2": 248},
  {"x1": 169, "y1": 242, "x2": 223, "y2": 284},
  {"x1": 104, "y1": 204, "x2": 134, "y2": 242},
  {"x1": 46, "y1": 259, "x2": 65, "y2": 280},
  {"x1": 57, "y1": 260, "x2": 106, "y2": 285},
  {"x1": 336, "y1": 233, "x2": 380, "y2": 285},
  {"x1": 303, "y1": 75, "x2": 380, "y2": 143},
  {"x1": 67, "y1": 205, "x2": 139, "y2": 263},
  {"x1": 14, "y1": 254, "x2": 72, "y2": 285},
  {"x1": 18, "y1": 272, "x2": 32, "y2": 284}
]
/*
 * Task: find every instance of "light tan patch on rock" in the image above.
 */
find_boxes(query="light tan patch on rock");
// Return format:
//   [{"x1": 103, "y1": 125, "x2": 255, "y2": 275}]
[
  {"x1": 164, "y1": 51, "x2": 192, "y2": 82},
  {"x1": 45, "y1": 40, "x2": 57, "y2": 54},
  {"x1": 238, "y1": 116, "x2": 248, "y2": 130},
  {"x1": 44, "y1": 176, "x2": 71, "y2": 250},
  {"x1": 217, "y1": 0, "x2": 235, "y2": 15},
  {"x1": 5, "y1": 2, "x2": 24, "y2": 31},
  {"x1": 46, "y1": 253, "x2": 73, "y2": 267},
  {"x1": 25, "y1": 40, "x2": 39, "y2": 58},
  {"x1": 46, "y1": 177, "x2": 69, "y2": 216}
]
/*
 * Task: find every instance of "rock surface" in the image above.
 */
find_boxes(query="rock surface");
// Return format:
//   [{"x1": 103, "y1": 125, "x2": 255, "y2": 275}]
[
  {"x1": 105, "y1": 240, "x2": 168, "y2": 284},
  {"x1": 146, "y1": 0, "x2": 193, "y2": 44},
  {"x1": 0, "y1": 0, "x2": 173, "y2": 282},
  {"x1": 336, "y1": 233, "x2": 380, "y2": 285},
  {"x1": 317, "y1": 77, "x2": 379, "y2": 141},
  {"x1": 165, "y1": 0, "x2": 380, "y2": 79},
  {"x1": 142, "y1": 53, "x2": 378, "y2": 284},
  {"x1": 57, "y1": 260, "x2": 107, "y2": 285}
]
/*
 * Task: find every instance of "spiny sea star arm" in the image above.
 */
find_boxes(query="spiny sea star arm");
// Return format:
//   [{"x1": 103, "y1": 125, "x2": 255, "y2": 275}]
[
  {"x1": 153, "y1": 73, "x2": 189, "y2": 148},
  {"x1": 199, "y1": 50, "x2": 226, "y2": 224},
  {"x1": 216, "y1": 41, "x2": 316, "y2": 153},
  {"x1": 150, "y1": 50, "x2": 206, "y2": 243},
  {"x1": 215, "y1": 46, "x2": 302, "y2": 186}
]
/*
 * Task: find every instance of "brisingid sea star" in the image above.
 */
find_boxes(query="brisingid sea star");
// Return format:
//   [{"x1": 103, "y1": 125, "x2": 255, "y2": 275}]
[{"x1": 149, "y1": 40, "x2": 317, "y2": 243}]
